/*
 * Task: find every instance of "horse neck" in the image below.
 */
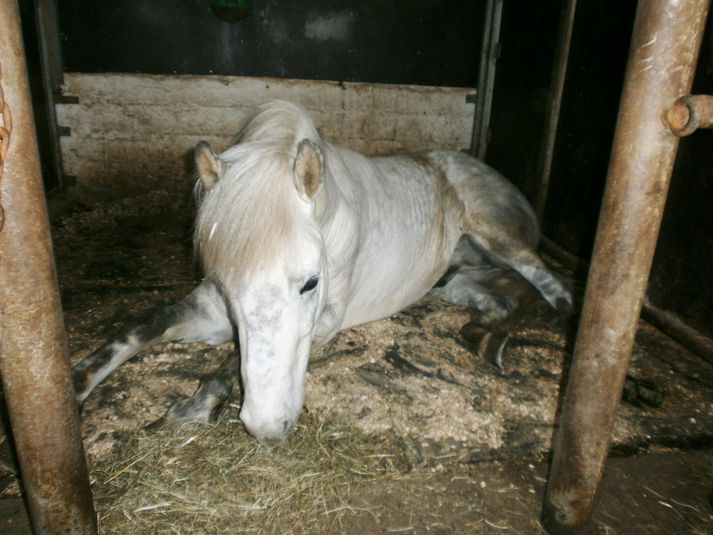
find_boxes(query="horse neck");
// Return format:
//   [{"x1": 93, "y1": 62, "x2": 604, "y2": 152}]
[
  {"x1": 313, "y1": 144, "x2": 368, "y2": 309},
  {"x1": 315, "y1": 144, "x2": 359, "y2": 225}
]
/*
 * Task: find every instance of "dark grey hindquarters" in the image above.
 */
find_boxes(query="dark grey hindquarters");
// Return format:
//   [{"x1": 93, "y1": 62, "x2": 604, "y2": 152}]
[
  {"x1": 72, "y1": 282, "x2": 233, "y2": 406},
  {"x1": 431, "y1": 236, "x2": 534, "y2": 327},
  {"x1": 432, "y1": 235, "x2": 557, "y2": 370},
  {"x1": 430, "y1": 151, "x2": 572, "y2": 324}
]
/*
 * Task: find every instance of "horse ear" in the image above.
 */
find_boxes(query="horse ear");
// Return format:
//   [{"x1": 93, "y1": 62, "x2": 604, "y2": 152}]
[
  {"x1": 195, "y1": 141, "x2": 223, "y2": 190},
  {"x1": 293, "y1": 139, "x2": 324, "y2": 200}
]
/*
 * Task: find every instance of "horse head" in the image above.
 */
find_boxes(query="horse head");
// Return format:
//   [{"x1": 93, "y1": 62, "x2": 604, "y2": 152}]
[{"x1": 193, "y1": 119, "x2": 328, "y2": 443}]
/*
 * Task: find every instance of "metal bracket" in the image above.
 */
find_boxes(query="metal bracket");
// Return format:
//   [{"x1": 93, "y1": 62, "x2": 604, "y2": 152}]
[{"x1": 665, "y1": 94, "x2": 713, "y2": 136}]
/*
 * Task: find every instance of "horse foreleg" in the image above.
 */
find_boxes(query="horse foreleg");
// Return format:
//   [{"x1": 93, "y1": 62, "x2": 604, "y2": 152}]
[
  {"x1": 72, "y1": 282, "x2": 232, "y2": 406},
  {"x1": 158, "y1": 351, "x2": 238, "y2": 426}
]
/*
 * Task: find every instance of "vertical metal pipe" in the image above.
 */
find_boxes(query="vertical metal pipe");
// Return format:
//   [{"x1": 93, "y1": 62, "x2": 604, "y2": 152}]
[
  {"x1": 534, "y1": 0, "x2": 577, "y2": 224},
  {"x1": 471, "y1": 0, "x2": 503, "y2": 160},
  {"x1": 542, "y1": 0, "x2": 710, "y2": 531},
  {"x1": 471, "y1": 0, "x2": 494, "y2": 158},
  {"x1": 35, "y1": 0, "x2": 66, "y2": 191},
  {"x1": 0, "y1": 1, "x2": 97, "y2": 533}
]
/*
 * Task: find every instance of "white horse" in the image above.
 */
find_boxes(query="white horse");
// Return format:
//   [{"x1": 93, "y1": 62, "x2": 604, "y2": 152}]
[{"x1": 73, "y1": 100, "x2": 571, "y2": 444}]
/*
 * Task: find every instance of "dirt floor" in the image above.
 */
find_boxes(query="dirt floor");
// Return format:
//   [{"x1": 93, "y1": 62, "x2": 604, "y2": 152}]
[
  {"x1": 0, "y1": 189, "x2": 711, "y2": 533},
  {"x1": 1, "y1": 446, "x2": 711, "y2": 534},
  {"x1": 337, "y1": 449, "x2": 713, "y2": 534},
  {"x1": 50, "y1": 190, "x2": 713, "y2": 463}
]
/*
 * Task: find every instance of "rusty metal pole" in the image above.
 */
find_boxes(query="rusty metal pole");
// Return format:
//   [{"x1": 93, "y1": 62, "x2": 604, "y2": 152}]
[
  {"x1": 0, "y1": 1, "x2": 97, "y2": 533},
  {"x1": 542, "y1": 0, "x2": 710, "y2": 531}
]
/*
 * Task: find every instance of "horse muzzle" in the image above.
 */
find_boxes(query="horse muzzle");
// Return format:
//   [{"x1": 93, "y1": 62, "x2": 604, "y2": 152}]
[{"x1": 239, "y1": 405, "x2": 297, "y2": 444}]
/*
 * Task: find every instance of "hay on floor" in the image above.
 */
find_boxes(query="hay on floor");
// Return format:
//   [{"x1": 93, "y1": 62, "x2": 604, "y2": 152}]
[{"x1": 91, "y1": 410, "x2": 410, "y2": 534}]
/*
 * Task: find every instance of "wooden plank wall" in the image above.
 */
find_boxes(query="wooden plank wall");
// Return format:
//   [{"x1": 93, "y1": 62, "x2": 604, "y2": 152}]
[{"x1": 56, "y1": 73, "x2": 475, "y2": 197}]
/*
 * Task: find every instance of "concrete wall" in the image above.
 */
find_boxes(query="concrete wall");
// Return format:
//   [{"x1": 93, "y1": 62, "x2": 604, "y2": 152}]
[{"x1": 57, "y1": 73, "x2": 475, "y2": 196}]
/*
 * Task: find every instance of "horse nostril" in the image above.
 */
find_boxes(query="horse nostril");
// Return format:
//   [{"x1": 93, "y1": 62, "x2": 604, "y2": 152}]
[{"x1": 281, "y1": 420, "x2": 290, "y2": 434}]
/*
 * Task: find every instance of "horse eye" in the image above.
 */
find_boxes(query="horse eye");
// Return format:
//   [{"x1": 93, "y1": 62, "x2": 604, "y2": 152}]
[{"x1": 299, "y1": 276, "x2": 319, "y2": 295}]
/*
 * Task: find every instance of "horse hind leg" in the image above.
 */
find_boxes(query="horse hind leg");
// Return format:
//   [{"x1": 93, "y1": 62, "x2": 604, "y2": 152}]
[
  {"x1": 433, "y1": 234, "x2": 566, "y2": 370},
  {"x1": 432, "y1": 267, "x2": 519, "y2": 327},
  {"x1": 72, "y1": 282, "x2": 233, "y2": 407},
  {"x1": 432, "y1": 263, "x2": 535, "y2": 369},
  {"x1": 433, "y1": 235, "x2": 541, "y2": 324},
  {"x1": 464, "y1": 230, "x2": 573, "y2": 319}
]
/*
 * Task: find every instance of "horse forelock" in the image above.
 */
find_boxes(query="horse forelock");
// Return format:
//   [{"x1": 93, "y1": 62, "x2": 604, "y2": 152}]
[
  {"x1": 194, "y1": 101, "x2": 324, "y2": 287},
  {"x1": 236, "y1": 100, "x2": 321, "y2": 147}
]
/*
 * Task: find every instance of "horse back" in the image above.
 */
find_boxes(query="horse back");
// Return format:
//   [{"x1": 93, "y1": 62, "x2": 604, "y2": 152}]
[{"x1": 329, "y1": 147, "x2": 464, "y2": 328}]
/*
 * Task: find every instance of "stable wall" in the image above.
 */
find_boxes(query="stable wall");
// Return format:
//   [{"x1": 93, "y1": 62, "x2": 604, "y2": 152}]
[
  {"x1": 486, "y1": 0, "x2": 713, "y2": 342},
  {"x1": 53, "y1": 1, "x2": 482, "y2": 197},
  {"x1": 57, "y1": 0, "x2": 483, "y2": 87},
  {"x1": 49, "y1": 0, "x2": 713, "y2": 341},
  {"x1": 56, "y1": 73, "x2": 476, "y2": 196}
]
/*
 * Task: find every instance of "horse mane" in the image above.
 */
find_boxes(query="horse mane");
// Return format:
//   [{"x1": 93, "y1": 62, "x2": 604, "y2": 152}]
[{"x1": 194, "y1": 101, "x2": 323, "y2": 285}]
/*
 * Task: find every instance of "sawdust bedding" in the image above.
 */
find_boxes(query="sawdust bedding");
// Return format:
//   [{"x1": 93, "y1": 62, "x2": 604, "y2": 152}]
[{"x1": 53, "y1": 190, "x2": 713, "y2": 464}]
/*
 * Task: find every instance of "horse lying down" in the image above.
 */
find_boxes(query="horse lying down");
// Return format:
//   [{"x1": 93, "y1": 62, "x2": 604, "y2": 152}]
[{"x1": 73, "y1": 100, "x2": 572, "y2": 444}]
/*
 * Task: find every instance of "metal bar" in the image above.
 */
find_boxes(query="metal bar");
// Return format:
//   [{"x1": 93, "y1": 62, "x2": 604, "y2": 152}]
[
  {"x1": 642, "y1": 299, "x2": 713, "y2": 366},
  {"x1": 34, "y1": 0, "x2": 64, "y2": 91},
  {"x1": 666, "y1": 94, "x2": 713, "y2": 136},
  {"x1": 535, "y1": 0, "x2": 577, "y2": 224},
  {"x1": 471, "y1": 0, "x2": 494, "y2": 157},
  {"x1": 471, "y1": 0, "x2": 503, "y2": 160},
  {"x1": 540, "y1": 234, "x2": 713, "y2": 367},
  {"x1": 0, "y1": 1, "x2": 97, "y2": 533},
  {"x1": 34, "y1": 0, "x2": 66, "y2": 191},
  {"x1": 542, "y1": 0, "x2": 710, "y2": 531}
]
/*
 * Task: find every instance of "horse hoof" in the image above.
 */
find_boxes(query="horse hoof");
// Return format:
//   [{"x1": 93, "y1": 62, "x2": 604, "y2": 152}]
[
  {"x1": 164, "y1": 396, "x2": 222, "y2": 426},
  {"x1": 144, "y1": 416, "x2": 168, "y2": 431},
  {"x1": 460, "y1": 322, "x2": 510, "y2": 371}
]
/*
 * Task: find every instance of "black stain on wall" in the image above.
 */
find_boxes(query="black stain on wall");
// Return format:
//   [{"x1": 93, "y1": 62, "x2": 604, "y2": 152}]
[{"x1": 57, "y1": 0, "x2": 484, "y2": 87}]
